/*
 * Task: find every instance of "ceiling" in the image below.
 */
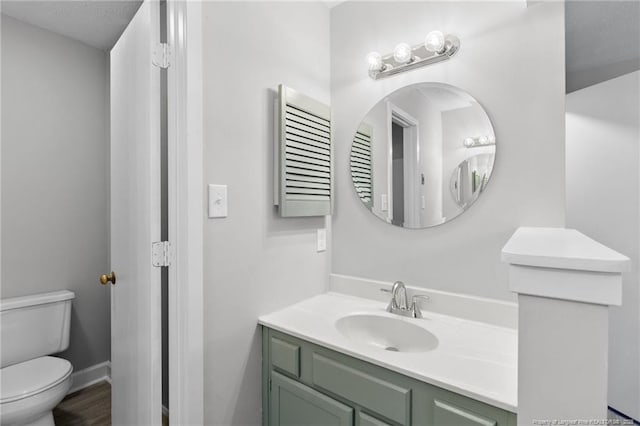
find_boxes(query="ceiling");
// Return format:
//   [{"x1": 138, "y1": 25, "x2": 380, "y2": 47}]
[
  {"x1": 565, "y1": 0, "x2": 640, "y2": 92},
  {"x1": 2, "y1": 0, "x2": 637, "y2": 90},
  {"x1": 1, "y1": 1, "x2": 142, "y2": 51}
]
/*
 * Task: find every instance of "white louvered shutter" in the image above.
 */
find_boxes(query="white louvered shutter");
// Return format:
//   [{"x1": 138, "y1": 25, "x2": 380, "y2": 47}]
[
  {"x1": 351, "y1": 123, "x2": 373, "y2": 208},
  {"x1": 276, "y1": 85, "x2": 333, "y2": 217}
]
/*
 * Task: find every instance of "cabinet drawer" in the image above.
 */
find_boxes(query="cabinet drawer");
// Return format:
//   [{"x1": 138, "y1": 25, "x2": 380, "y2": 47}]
[
  {"x1": 312, "y1": 353, "x2": 411, "y2": 425},
  {"x1": 433, "y1": 399, "x2": 497, "y2": 426},
  {"x1": 271, "y1": 337, "x2": 300, "y2": 378},
  {"x1": 271, "y1": 372, "x2": 353, "y2": 426}
]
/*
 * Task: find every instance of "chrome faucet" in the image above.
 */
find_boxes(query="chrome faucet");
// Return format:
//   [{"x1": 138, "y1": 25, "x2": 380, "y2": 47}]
[{"x1": 381, "y1": 281, "x2": 430, "y2": 319}]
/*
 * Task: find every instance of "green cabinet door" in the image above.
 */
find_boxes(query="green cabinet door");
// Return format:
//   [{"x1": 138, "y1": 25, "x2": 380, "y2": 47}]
[{"x1": 270, "y1": 371, "x2": 354, "y2": 426}]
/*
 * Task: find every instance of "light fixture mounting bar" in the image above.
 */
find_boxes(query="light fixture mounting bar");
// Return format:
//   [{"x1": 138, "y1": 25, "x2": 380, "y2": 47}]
[{"x1": 369, "y1": 34, "x2": 460, "y2": 80}]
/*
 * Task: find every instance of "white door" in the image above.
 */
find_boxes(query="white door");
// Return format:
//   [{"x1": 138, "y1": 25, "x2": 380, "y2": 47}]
[{"x1": 110, "y1": 1, "x2": 162, "y2": 424}]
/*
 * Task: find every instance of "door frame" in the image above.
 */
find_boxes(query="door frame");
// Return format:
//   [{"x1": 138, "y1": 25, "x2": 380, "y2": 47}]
[
  {"x1": 386, "y1": 101, "x2": 419, "y2": 226},
  {"x1": 166, "y1": 1, "x2": 204, "y2": 424}
]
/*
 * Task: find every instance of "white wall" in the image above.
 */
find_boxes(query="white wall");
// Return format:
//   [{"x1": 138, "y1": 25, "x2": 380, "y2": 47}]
[
  {"x1": 330, "y1": 2, "x2": 566, "y2": 301},
  {"x1": 201, "y1": 2, "x2": 330, "y2": 424},
  {"x1": 1, "y1": 15, "x2": 110, "y2": 371},
  {"x1": 566, "y1": 71, "x2": 640, "y2": 420}
]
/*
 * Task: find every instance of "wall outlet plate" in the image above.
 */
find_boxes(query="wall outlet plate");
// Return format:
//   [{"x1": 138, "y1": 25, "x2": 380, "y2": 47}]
[{"x1": 317, "y1": 228, "x2": 327, "y2": 252}]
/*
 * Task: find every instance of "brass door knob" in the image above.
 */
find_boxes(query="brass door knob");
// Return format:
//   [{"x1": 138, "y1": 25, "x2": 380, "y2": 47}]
[{"x1": 100, "y1": 271, "x2": 116, "y2": 285}]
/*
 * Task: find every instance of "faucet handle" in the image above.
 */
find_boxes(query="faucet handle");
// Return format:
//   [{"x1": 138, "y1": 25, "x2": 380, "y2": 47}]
[
  {"x1": 380, "y1": 288, "x2": 396, "y2": 313},
  {"x1": 411, "y1": 294, "x2": 430, "y2": 319},
  {"x1": 412, "y1": 294, "x2": 430, "y2": 303}
]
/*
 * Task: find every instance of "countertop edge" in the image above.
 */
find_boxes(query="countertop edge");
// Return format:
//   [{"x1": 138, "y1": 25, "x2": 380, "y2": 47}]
[{"x1": 501, "y1": 227, "x2": 630, "y2": 273}]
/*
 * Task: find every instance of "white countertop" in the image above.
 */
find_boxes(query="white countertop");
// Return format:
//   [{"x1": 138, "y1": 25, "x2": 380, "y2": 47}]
[
  {"x1": 501, "y1": 227, "x2": 630, "y2": 273},
  {"x1": 258, "y1": 292, "x2": 517, "y2": 412}
]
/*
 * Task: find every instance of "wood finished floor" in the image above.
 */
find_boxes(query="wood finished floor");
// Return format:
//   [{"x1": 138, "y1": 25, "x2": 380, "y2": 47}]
[
  {"x1": 52, "y1": 381, "x2": 635, "y2": 426},
  {"x1": 52, "y1": 381, "x2": 168, "y2": 426}
]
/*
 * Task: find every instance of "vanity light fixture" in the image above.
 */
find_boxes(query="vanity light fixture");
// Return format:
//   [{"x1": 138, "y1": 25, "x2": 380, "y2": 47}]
[
  {"x1": 367, "y1": 30, "x2": 460, "y2": 80},
  {"x1": 463, "y1": 135, "x2": 496, "y2": 148}
]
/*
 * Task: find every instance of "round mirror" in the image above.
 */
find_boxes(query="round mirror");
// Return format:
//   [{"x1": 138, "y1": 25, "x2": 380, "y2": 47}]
[{"x1": 350, "y1": 83, "x2": 496, "y2": 229}]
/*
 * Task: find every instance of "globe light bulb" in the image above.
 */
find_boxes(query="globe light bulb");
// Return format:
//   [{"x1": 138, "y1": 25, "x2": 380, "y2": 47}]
[
  {"x1": 366, "y1": 51, "x2": 383, "y2": 71},
  {"x1": 463, "y1": 138, "x2": 475, "y2": 148},
  {"x1": 393, "y1": 43, "x2": 413, "y2": 64},
  {"x1": 488, "y1": 135, "x2": 496, "y2": 144},
  {"x1": 478, "y1": 136, "x2": 489, "y2": 145},
  {"x1": 424, "y1": 30, "x2": 446, "y2": 53}
]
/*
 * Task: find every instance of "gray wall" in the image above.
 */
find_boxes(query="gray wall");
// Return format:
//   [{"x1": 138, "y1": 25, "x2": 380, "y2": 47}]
[
  {"x1": 565, "y1": 1, "x2": 640, "y2": 93},
  {"x1": 566, "y1": 71, "x2": 640, "y2": 420},
  {"x1": 330, "y1": 1, "x2": 566, "y2": 301},
  {"x1": 1, "y1": 15, "x2": 110, "y2": 371},
  {"x1": 201, "y1": 2, "x2": 330, "y2": 424}
]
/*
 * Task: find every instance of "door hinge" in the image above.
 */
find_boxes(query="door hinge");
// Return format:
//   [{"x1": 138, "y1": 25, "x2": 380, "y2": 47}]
[
  {"x1": 152, "y1": 241, "x2": 172, "y2": 267},
  {"x1": 152, "y1": 43, "x2": 172, "y2": 69}
]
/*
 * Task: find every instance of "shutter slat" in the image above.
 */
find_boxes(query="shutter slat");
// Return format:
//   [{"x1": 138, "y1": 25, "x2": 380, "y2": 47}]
[
  {"x1": 287, "y1": 166, "x2": 330, "y2": 179},
  {"x1": 286, "y1": 194, "x2": 331, "y2": 201},
  {"x1": 286, "y1": 180, "x2": 330, "y2": 190},
  {"x1": 286, "y1": 120, "x2": 331, "y2": 141},
  {"x1": 352, "y1": 144, "x2": 371, "y2": 153},
  {"x1": 286, "y1": 173, "x2": 330, "y2": 185},
  {"x1": 350, "y1": 151, "x2": 370, "y2": 162},
  {"x1": 350, "y1": 161, "x2": 371, "y2": 169},
  {"x1": 354, "y1": 140, "x2": 371, "y2": 148},
  {"x1": 286, "y1": 126, "x2": 330, "y2": 145},
  {"x1": 286, "y1": 140, "x2": 330, "y2": 157},
  {"x1": 286, "y1": 146, "x2": 330, "y2": 162},
  {"x1": 286, "y1": 136, "x2": 331, "y2": 154},
  {"x1": 286, "y1": 112, "x2": 331, "y2": 135},
  {"x1": 351, "y1": 145, "x2": 371, "y2": 155},
  {"x1": 286, "y1": 159, "x2": 330, "y2": 173},
  {"x1": 285, "y1": 187, "x2": 331, "y2": 196},
  {"x1": 286, "y1": 153, "x2": 331, "y2": 168},
  {"x1": 286, "y1": 105, "x2": 330, "y2": 128}
]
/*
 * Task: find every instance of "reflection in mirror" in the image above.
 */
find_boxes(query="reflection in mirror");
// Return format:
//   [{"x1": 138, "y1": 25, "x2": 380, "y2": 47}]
[
  {"x1": 350, "y1": 83, "x2": 496, "y2": 229},
  {"x1": 450, "y1": 153, "x2": 495, "y2": 209}
]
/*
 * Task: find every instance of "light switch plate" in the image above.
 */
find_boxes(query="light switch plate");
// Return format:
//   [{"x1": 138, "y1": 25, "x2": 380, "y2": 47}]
[
  {"x1": 381, "y1": 194, "x2": 388, "y2": 212},
  {"x1": 317, "y1": 228, "x2": 327, "y2": 252},
  {"x1": 208, "y1": 184, "x2": 228, "y2": 218}
]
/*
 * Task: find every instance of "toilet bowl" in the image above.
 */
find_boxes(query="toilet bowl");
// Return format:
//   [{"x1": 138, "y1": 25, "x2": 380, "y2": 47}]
[
  {"x1": 1, "y1": 357, "x2": 73, "y2": 426},
  {"x1": 0, "y1": 291, "x2": 75, "y2": 426}
]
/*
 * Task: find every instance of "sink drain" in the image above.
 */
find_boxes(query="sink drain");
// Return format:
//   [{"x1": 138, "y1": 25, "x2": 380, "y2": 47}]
[{"x1": 385, "y1": 346, "x2": 399, "y2": 352}]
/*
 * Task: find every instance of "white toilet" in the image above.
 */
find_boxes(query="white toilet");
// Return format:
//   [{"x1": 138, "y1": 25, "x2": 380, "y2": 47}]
[{"x1": 0, "y1": 291, "x2": 75, "y2": 426}]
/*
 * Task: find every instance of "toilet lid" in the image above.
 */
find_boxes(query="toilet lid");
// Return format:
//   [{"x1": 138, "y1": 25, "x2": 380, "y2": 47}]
[{"x1": 0, "y1": 356, "x2": 73, "y2": 403}]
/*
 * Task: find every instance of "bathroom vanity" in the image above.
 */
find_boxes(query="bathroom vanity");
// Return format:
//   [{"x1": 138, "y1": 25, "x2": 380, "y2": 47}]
[{"x1": 260, "y1": 293, "x2": 517, "y2": 426}]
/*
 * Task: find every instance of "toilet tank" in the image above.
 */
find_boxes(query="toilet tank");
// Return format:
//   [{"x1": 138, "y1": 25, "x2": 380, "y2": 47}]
[{"x1": 0, "y1": 290, "x2": 75, "y2": 368}]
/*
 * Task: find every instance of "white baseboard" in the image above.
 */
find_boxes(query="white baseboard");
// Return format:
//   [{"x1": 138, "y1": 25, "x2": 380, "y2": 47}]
[
  {"x1": 67, "y1": 362, "x2": 169, "y2": 417},
  {"x1": 67, "y1": 361, "x2": 111, "y2": 394}
]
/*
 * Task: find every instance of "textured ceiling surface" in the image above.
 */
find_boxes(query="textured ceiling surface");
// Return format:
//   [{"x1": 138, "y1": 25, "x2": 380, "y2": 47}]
[
  {"x1": 1, "y1": 1, "x2": 142, "y2": 51},
  {"x1": 565, "y1": 0, "x2": 640, "y2": 92}
]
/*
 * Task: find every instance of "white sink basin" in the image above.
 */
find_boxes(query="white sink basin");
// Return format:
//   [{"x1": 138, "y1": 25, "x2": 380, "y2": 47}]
[{"x1": 335, "y1": 314, "x2": 439, "y2": 353}]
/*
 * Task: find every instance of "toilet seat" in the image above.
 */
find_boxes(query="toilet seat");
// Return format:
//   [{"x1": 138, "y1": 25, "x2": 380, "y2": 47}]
[{"x1": 0, "y1": 356, "x2": 73, "y2": 404}]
